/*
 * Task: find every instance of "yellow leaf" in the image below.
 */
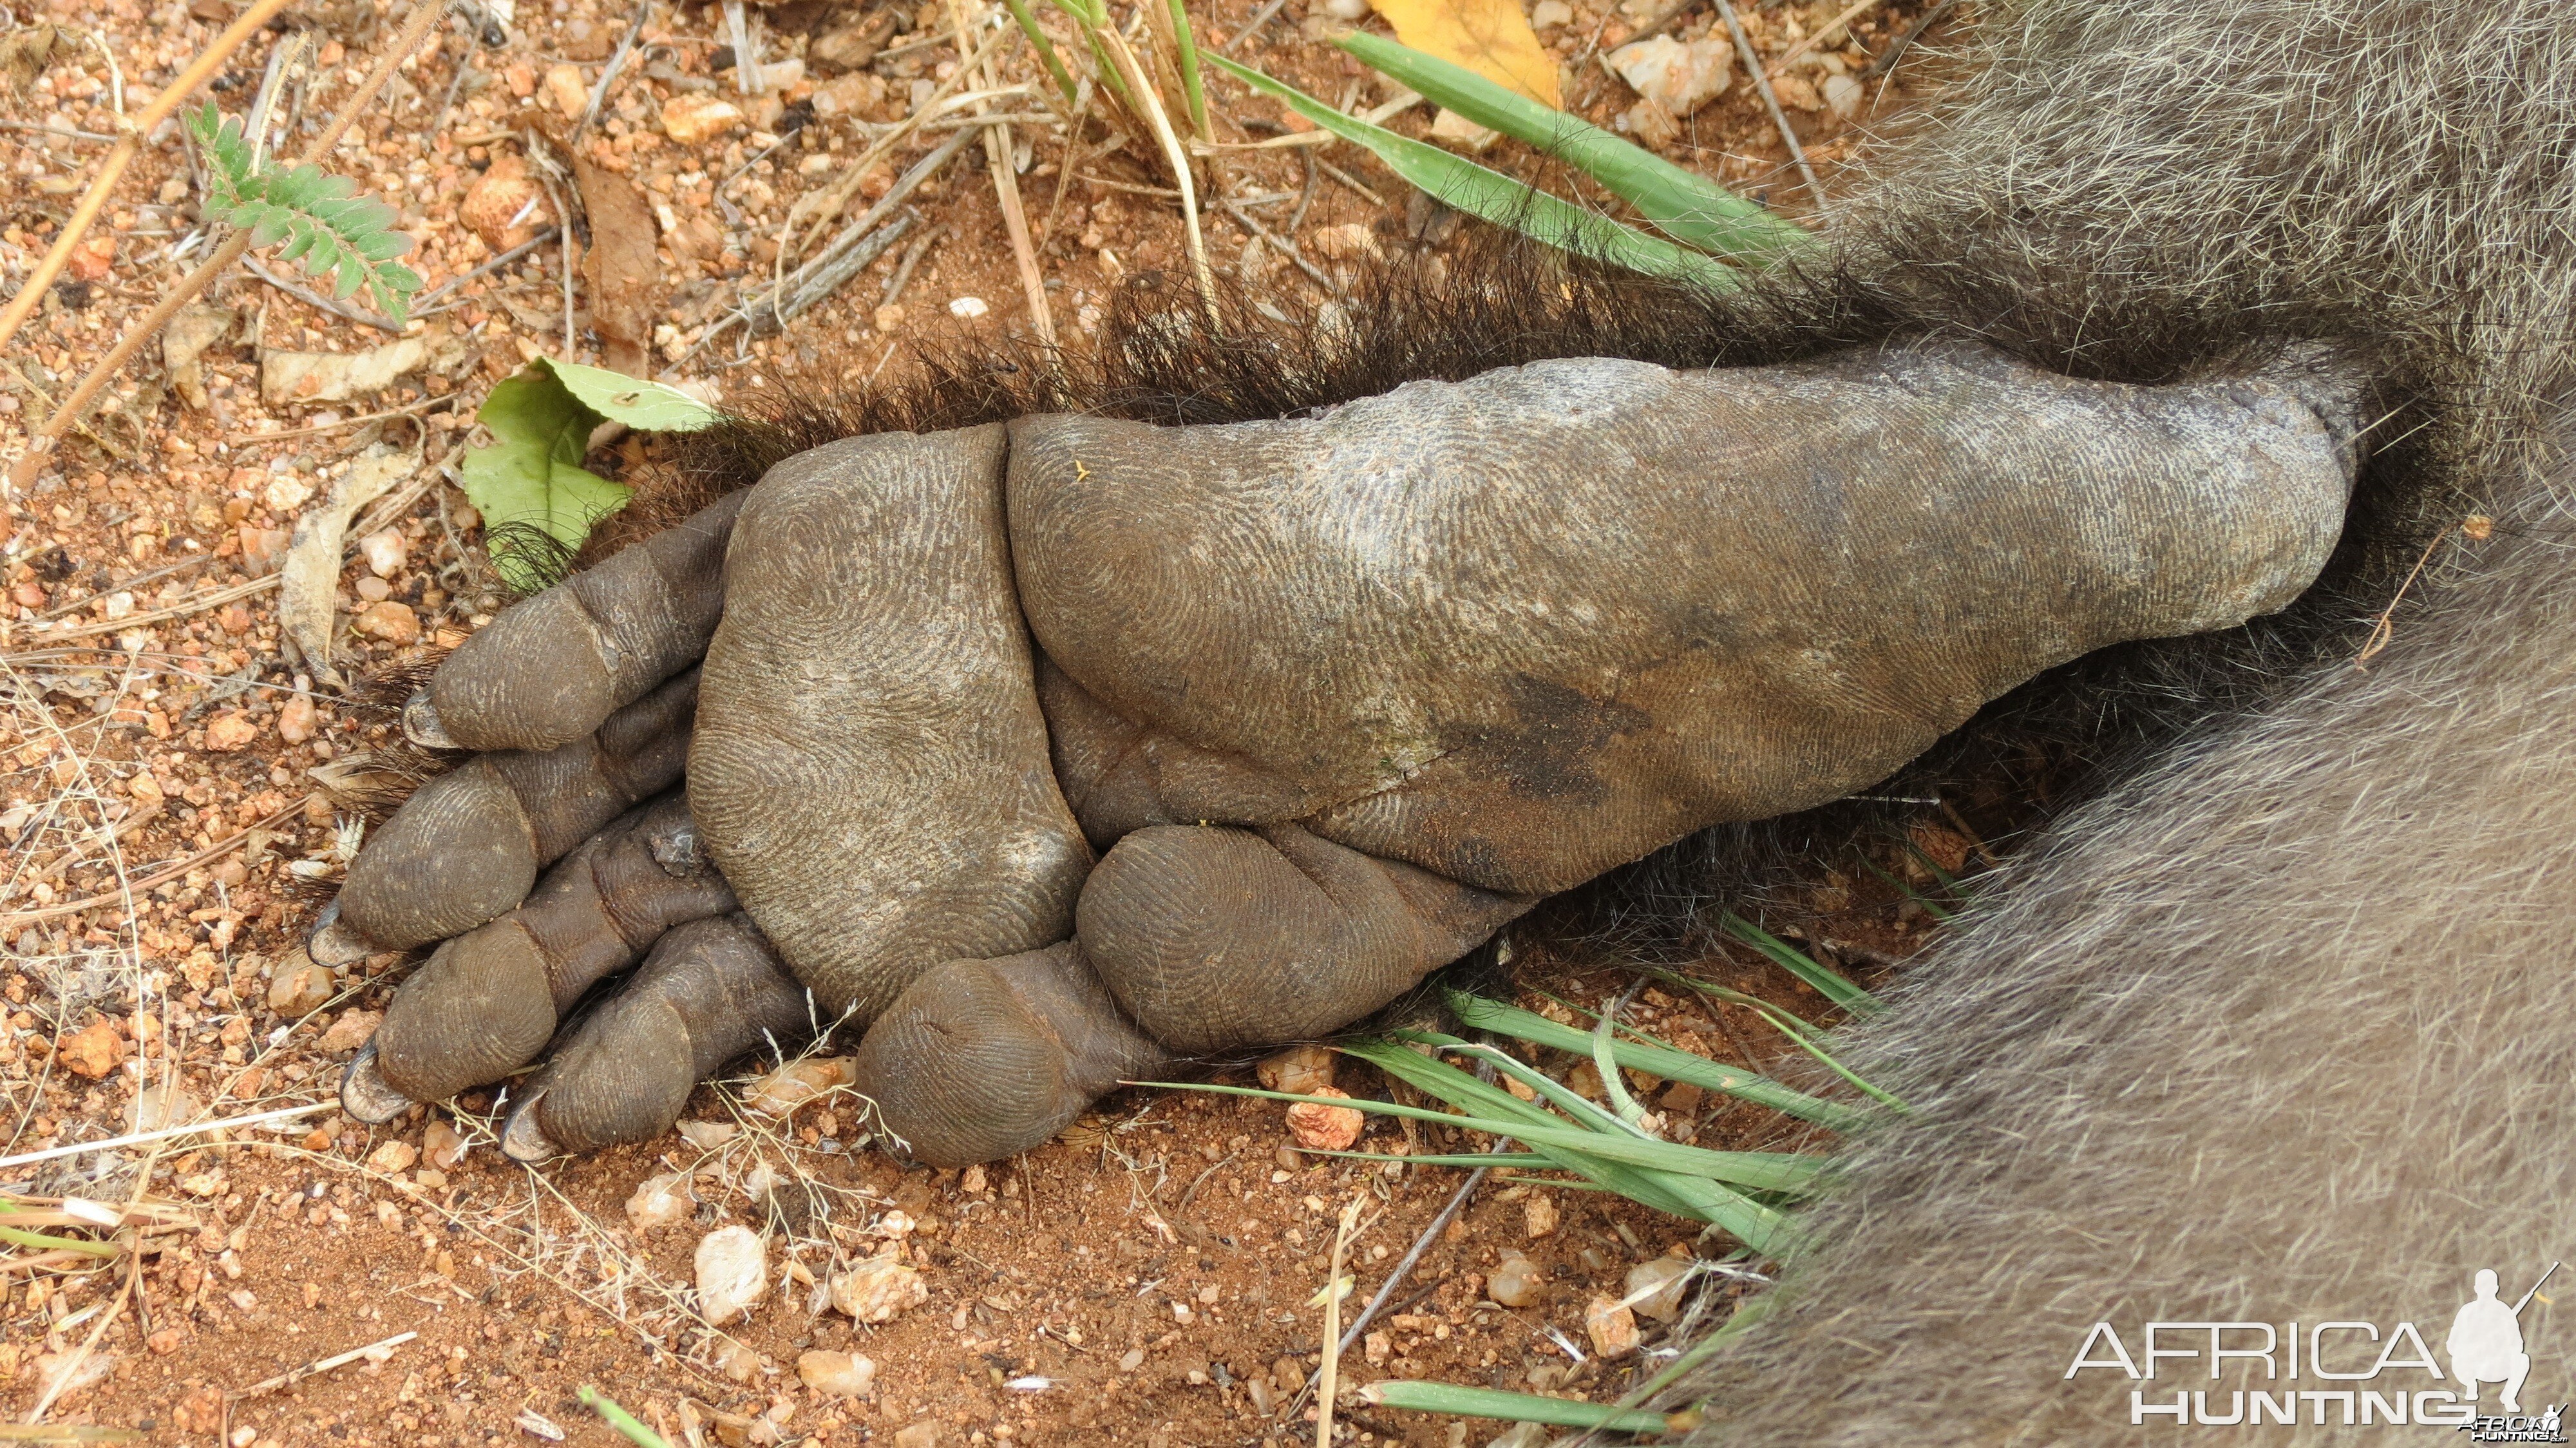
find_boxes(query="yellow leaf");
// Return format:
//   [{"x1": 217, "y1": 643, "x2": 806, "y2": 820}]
[{"x1": 1367, "y1": 0, "x2": 1563, "y2": 109}]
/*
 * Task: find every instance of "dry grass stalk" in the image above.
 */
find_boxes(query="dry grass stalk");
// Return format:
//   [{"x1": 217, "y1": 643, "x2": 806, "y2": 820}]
[
  {"x1": 951, "y1": 0, "x2": 1057, "y2": 345},
  {"x1": 1099, "y1": 25, "x2": 1218, "y2": 319},
  {"x1": 1312, "y1": 1195, "x2": 1371, "y2": 1448}
]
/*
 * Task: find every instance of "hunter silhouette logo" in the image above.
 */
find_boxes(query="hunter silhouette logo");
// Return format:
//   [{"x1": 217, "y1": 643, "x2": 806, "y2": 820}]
[
  {"x1": 2452, "y1": 1268, "x2": 2543, "y2": 1412},
  {"x1": 2063, "y1": 1261, "x2": 2563, "y2": 1434}
]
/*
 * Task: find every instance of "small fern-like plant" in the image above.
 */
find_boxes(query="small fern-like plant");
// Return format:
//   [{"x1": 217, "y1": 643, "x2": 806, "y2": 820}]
[{"x1": 187, "y1": 101, "x2": 422, "y2": 323}]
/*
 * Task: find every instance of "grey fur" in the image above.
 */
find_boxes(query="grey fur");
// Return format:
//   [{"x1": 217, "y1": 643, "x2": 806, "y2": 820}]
[{"x1": 1685, "y1": 0, "x2": 2575, "y2": 1438}]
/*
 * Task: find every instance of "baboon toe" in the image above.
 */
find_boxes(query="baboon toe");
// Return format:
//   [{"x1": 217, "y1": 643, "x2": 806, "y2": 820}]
[
  {"x1": 371, "y1": 919, "x2": 562, "y2": 1104},
  {"x1": 851, "y1": 944, "x2": 1171, "y2": 1167},
  {"x1": 337, "y1": 759, "x2": 542, "y2": 951},
  {"x1": 504, "y1": 914, "x2": 809, "y2": 1159}
]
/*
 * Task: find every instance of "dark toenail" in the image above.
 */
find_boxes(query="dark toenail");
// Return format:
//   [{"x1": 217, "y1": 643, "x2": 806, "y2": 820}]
[
  {"x1": 400, "y1": 689, "x2": 460, "y2": 750},
  {"x1": 501, "y1": 1089, "x2": 561, "y2": 1162},
  {"x1": 307, "y1": 899, "x2": 378, "y2": 968},
  {"x1": 341, "y1": 1041, "x2": 414, "y2": 1123}
]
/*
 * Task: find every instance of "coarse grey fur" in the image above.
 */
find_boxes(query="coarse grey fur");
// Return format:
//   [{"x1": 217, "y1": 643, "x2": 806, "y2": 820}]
[{"x1": 1681, "y1": 0, "x2": 2576, "y2": 1437}]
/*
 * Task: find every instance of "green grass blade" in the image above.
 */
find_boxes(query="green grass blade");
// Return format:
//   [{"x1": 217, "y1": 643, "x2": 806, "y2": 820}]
[
  {"x1": 1302, "y1": 1150, "x2": 1554, "y2": 1168},
  {"x1": 1860, "y1": 856, "x2": 1957, "y2": 921},
  {"x1": 1445, "y1": 992, "x2": 1868, "y2": 1131},
  {"x1": 1147, "y1": 1070, "x2": 1794, "y2": 1246},
  {"x1": 1720, "y1": 912, "x2": 1882, "y2": 1015},
  {"x1": 0, "y1": 1222, "x2": 120, "y2": 1255},
  {"x1": 1208, "y1": 54, "x2": 1732, "y2": 291},
  {"x1": 1001, "y1": 0, "x2": 1080, "y2": 105},
  {"x1": 1359, "y1": 1381, "x2": 1672, "y2": 1434},
  {"x1": 1630, "y1": 971, "x2": 1908, "y2": 1111},
  {"x1": 1165, "y1": 0, "x2": 1208, "y2": 139},
  {"x1": 578, "y1": 1387, "x2": 673, "y2": 1448},
  {"x1": 1333, "y1": 32, "x2": 1808, "y2": 263},
  {"x1": 1902, "y1": 839, "x2": 1979, "y2": 905}
]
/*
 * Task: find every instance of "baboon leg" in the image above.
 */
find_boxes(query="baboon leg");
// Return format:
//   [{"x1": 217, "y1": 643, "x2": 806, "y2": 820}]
[
  {"x1": 327, "y1": 669, "x2": 701, "y2": 955},
  {"x1": 848, "y1": 942, "x2": 1172, "y2": 1167},
  {"x1": 414, "y1": 491, "x2": 745, "y2": 753},
  {"x1": 1074, "y1": 822, "x2": 1534, "y2": 1054},
  {"x1": 499, "y1": 913, "x2": 809, "y2": 1159},
  {"x1": 341, "y1": 793, "x2": 735, "y2": 1119},
  {"x1": 1681, "y1": 522, "x2": 2576, "y2": 1440}
]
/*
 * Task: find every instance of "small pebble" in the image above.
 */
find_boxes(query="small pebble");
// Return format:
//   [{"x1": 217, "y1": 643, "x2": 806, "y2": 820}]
[
  {"x1": 797, "y1": 1348, "x2": 877, "y2": 1398},
  {"x1": 696, "y1": 1224, "x2": 770, "y2": 1324},
  {"x1": 317, "y1": 1009, "x2": 380, "y2": 1054},
  {"x1": 1285, "y1": 1087, "x2": 1364, "y2": 1152},
  {"x1": 1488, "y1": 1250, "x2": 1544, "y2": 1308},
  {"x1": 52, "y1": 1018, "x2": 126, "y2": 1078},
  {"x1": 276, "y1": 693, "x2": 318, "y2": 745},
  {"x1": 626, "y1": 1172, "x2": 692, "y2": 1230},
  {"x1": 542, "y1": 62, "x2": 588, "y2": 120},
  {"x1": 948, "y1": 296, "x2": 990, "y2": 319},
  {"x1": 267, "y1": 959, "x2": 334, "y2": 1016},
  {"x1": 662, "y1": 93, "x2": 746, "y2": 146},
  {"x1": 1624, "y1": 1256, "x2": 1693, "y2": 1322},
  {"x1": 359, "y1": 529, "x2": 406, "y2": 577},
  {"x1": 1255, "y1": 1043, "x2": 1336, "y2": 1098},
  {"x1": 713, "y1": 1336, "x2": 766, "y2": 1383},
  {"x1": 893, "y1": 1424, "x2": 940, "y2": 1448},
  {"x1": 354, "y1": 600, "x2": 421, "y2": 645},
  {"x1": 204, "y1": 712, "x2": 260, "y2": 752},
  {"x1": 748, "y1": 1056, "x2": 853, "y2": 1116},
  {"x1": 1585, "y1": 1295, "x2": 1641, "y2": 1358},
  {"x1": 676, "y1": 1119, "x2": 740, "y2": 1150},
  {"x1": 423, "y1": 1118, "x2": 469, "y2": 1170},
  {"x1": 1609, "y1": 33, "x2": 1734, "y2": 116},
  {"x1": 367, "y1": 1140, "x2": 419, "y2": 1174},
  {"x1": 1524, "y1": 1192, "x2": 1559, "y2": 1239},
  {"x1": 829, "y1": 1251, "x2": 928, "y2": 1324}
]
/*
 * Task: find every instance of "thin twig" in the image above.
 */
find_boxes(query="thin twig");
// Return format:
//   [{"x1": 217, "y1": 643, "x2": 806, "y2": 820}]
[
  {"x1": 0, "y1": 0, "x2": 300, "y2": 365},
  {"x1": 14, "y1": 573, "x2": 279, "y2": 645},
  {"x1": 0, "y1": 1100, "x2": 332, "y2": 1171},
  {"x1": 953, "y1": 0, "x2": 1054, "y2": 345},
  {"x1": 1314, "y1": 1197, "x2": 1371, "y2": 1448},
  {"x1": 1712, "y1": 0, "x2": 1825, "y2": 210},
  {"x1": 0, "y1": 790, "x2": 314, "y2": 933},
  {"x1": 1222, "y1": 0, "x2": 1290, "y2": 53},
  {"x1": 242, "y1": 256, "x2": 403, "y2": 333},
  {"x1": 880, "y1": 224, "x2": 942, "y2": 307},
  {"x1": 1285, "y1": 1146, "x2": 1512, "y2": 1420},
  {"x1": 1314, "y1": 155, "x2": 1384, "y2": 207},
  {"x1": 413, "y1": 225, "x2": 562, "y2": 311},
  {"x1": 1766, "y1": 0, "x2": 1885, "y2": 74},
  {"x1": 232, "y1": 1331, "x2": 419, "y2": 1398},
  {"x1": 1859, "y1": 0, "x2": 1958, "y2": 77},
  {"x1": 224, "y1": 392, "x2": 458, "y2": 444},
  {"x1": 0, "y1": 119, "x2": 117, "y2": 143},
  {"x1": 2356, "y1": 520, "x2": 2477, "y2": 667},
  {"x1": 1221, "y1": 200, "x2": 1332, "y2": 291},
  {"x1": 573, "y1": 1, "x2": 653, "y2": 142}
]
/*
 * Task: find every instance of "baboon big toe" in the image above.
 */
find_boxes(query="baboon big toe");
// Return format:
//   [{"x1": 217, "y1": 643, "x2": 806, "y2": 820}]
[{"x1": 328, "y1": 339, "x2": 2362, "y2": 1163}]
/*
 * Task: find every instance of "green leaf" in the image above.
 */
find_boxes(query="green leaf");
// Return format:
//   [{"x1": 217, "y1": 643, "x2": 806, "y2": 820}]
[
  {"x1": 1358, "y1": 1381, "x2": 1672, "y2": 1434},
  {"x1": 1208, "y1": 54, "x2": 1731, "y2": 291},
  {"x1": 1336, "y1": 32, "x2": 1810, "y2": 263},
  {"x1": 187, "y1": 105, "x2": 424, "y2": 325},
  {"x1": 543, "y1": 359, "x2": 722, "y2": 432},
  {"x1": 461, "y1": 365, "x2": 632, "y2": 590}
]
